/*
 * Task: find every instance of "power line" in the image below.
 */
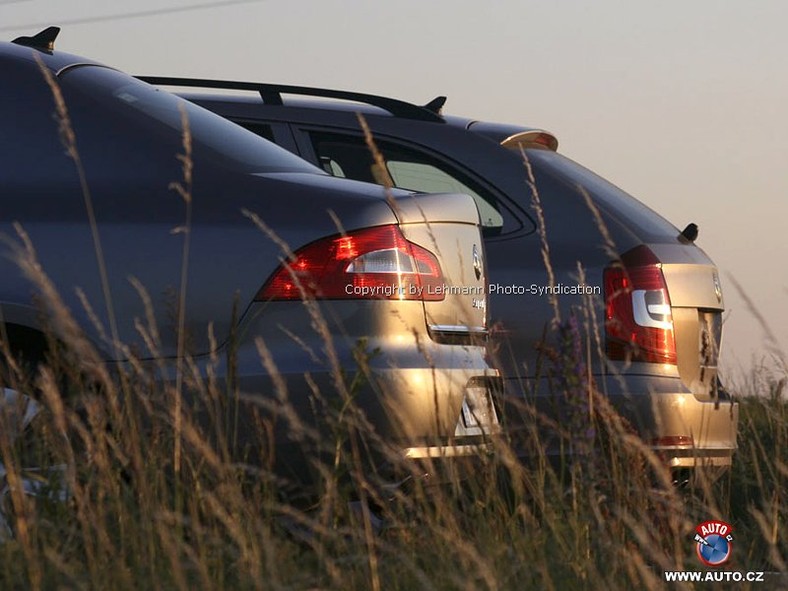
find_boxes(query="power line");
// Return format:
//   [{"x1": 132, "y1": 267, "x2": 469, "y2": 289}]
[{"x1": 0, "y1": 0, "x2": 262, "y2": 32}]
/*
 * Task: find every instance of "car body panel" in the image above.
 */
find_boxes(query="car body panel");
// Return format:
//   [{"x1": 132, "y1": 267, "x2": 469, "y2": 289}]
[{"x1": 503, "y1": 373, "x2": 738, "y2": 469}]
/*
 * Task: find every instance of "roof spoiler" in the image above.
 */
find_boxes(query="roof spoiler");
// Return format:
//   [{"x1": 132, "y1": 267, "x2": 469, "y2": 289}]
[{"x1": 500, "y1": 130, "x2": 559, "y2": 152}]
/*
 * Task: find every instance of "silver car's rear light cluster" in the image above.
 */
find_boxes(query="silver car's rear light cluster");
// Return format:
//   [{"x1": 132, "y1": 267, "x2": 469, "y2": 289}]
[
  {"x1": 604, "y1": 245, "x2": 677, "y2": 365},
  {"x1": 257, "y1": 224, "x2": 446, "y2": 302}
]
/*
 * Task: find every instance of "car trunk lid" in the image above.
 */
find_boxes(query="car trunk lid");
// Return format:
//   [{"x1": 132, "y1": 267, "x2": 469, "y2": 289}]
[
  {"x1": 649, "y1": 243, "x2": 724, "y2": 400},
  {"x1": 391, "y1": 192, "x2": 488, "y2": 342}
]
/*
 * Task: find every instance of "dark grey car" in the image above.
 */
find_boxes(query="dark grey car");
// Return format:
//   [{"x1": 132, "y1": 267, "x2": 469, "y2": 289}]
[
  {"x1": 0, "y1": 30, "x2": 499, "y2": 524},
  {"x1": 142, "y1": 77, "x2": 739, "y2": 477}
]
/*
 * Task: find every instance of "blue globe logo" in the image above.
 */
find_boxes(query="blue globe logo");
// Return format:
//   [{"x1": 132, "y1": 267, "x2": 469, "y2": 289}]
[{"x1": 696, "y1": 533, "x2": 732, "y2": 566}]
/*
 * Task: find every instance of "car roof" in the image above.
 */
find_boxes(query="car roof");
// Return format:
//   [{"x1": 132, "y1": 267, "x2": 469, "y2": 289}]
[
  {"x1": 138, "y1": 77, "x2": 447, "y2": 123},
  {"x1": 138, "y1": 77, "x2": 559, "y2": 151}
]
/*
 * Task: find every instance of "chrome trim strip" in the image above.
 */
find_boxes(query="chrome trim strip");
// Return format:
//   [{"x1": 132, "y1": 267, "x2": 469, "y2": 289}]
[
  {"x1": 403, "y1": 443, "x2": 493, "y2": 459},
  {"x1": 428, "y1": 324, "x2": 488, "y2": 335}
]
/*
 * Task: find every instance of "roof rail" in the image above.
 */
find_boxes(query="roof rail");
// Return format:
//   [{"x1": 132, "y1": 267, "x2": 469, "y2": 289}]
[{"x1": 136, "y1": 76, "x2": 446, "y2": 123}]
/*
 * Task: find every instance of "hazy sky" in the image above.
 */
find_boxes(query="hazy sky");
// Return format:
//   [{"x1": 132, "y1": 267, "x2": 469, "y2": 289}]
[{"x1": 3, "y1": 0, "x2": 787, "y2": 377}]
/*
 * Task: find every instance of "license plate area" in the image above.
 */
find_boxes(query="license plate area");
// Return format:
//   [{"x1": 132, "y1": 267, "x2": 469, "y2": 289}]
[
  {"x1": 455, "y1": 379, "x2": 500, "y2": 437},
  {"x1": 698, "y1": 310, "x2": 722, "y2": 372}
]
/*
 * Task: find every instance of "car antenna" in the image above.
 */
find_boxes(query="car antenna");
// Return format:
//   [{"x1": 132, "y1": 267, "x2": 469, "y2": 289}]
[
  {"x1": 679, "y1": 222, "x2": 699, "y2": 243},
  {"x1": 12, "y1": 26, "x2": 60, "y2": 51},
  {"x1": 423, "y1": 96, "x2": 447, "y2": 115}
]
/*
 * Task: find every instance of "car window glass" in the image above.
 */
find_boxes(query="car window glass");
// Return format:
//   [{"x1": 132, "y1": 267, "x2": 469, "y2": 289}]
[
  {"x1": 319, "y1": 156, "x2": 346, "y2": 176},
  {"x1": 1, "y1": 60, "x2": 78, "y2": 184},
  {"x1": 309, "y1": 132, "x2": 505, "y2": 231},
  {"x1": 526, "y1": 149, "x2": 680, "y2": 240},
  {"x1": 234, "y1": 121, "x2": 275, "y2": 142},
  {"x1": 385, "y1": 160, "x2": 503, "y2": 229}
]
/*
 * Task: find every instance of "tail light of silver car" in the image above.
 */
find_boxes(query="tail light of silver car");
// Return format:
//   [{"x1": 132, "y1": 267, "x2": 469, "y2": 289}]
[
  {"x1": 257, "y1": 224, "x2": 446, "y2": 301},
  {"x1": 604, "y1": 245, "x2": 677, "y2": 365},
  {"x1": 652, "y1": 435, "x2": 694, "y2": 447}
]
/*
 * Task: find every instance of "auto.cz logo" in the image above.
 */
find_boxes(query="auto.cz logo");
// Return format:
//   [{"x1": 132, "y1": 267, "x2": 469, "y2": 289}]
[
  {"x1": 694, "y1": 519, "x2": 733, "y2": 567},
  {"x1": 664, "y1": 571, "x2": 766, "y2": 583},
  {"x1": 662, "y1": 519, "x2": 770, "y2": 584}
]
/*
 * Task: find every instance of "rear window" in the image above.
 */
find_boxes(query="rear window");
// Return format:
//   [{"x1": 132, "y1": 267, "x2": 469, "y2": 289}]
[
  {"x1": 525, "y1": 149, "x2": 679, "y2": 241},
  {"x1": 308, "y1": 130, "x2": 511, "y2": 234},
  {"x1": 58, "y1": 66, "x2": 317, "y2": 175}
]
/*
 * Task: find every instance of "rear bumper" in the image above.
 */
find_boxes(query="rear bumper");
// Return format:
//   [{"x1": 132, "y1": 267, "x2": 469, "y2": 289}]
[
  {"x1": 500, "y1": 373, "x2": 738, "y2": 469},
  {"x1": 233, "y1": 365, "x2": 500, "y2": 443},
  {"x1": 207, "y1": 331, "x2": 500, "y2": 488},
  {"x1": 640, "y1": 388, "x2": 738, "y2": 469}
]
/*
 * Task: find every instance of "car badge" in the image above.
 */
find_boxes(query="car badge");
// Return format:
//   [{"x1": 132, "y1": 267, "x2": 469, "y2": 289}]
[
  {"x1": 712, "y1": 272, "x2": 722, "y2": 303},
  {"x1": 472, "y1": 244, "x2": 482, "y2": 280}
]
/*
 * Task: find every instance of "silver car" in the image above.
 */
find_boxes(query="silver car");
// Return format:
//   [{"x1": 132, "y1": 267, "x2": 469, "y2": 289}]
[{"x1": 0, "y1": 28, "x2": 499, "y2": 508}]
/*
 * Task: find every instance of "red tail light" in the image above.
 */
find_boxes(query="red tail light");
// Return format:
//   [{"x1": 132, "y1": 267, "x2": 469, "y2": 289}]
[
  {"x1": 604, "y1": 245, "x2": 677, "y2": 364},
  {"x1": 257, "y1": 224, "x2": 445, "y2": 301},
  {"x1": 652, "y1": 435, "x2": 694, "y2": 447}
]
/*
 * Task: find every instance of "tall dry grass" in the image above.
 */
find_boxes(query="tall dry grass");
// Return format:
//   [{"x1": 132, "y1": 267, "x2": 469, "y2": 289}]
[{"x1": 1, "y1": 276, "x2": 784, "y2": 590}]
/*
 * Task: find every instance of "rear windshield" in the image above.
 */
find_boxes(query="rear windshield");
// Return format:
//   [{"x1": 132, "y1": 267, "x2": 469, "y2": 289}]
[
  {"x1": 59, "y1": 66, "x2": 317, "y2": 175},
  {"x1": 525, "y1": 149, "x2": 679, "y2": 241}
]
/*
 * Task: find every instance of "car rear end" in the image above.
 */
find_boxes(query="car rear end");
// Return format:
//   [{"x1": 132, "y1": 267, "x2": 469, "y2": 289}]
[
  {"x1": 480, "y1": 143, "x2": 738, "y2": 479},
  {"x1": 0, "y1": 44, "x2": 499, "y2": 498},
  {"x1": 227, "y1": 184, "x2": 500, "y2": 491},
  {"x1": 603, "y1": 240, "x2": 737, "y2": 478}
]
